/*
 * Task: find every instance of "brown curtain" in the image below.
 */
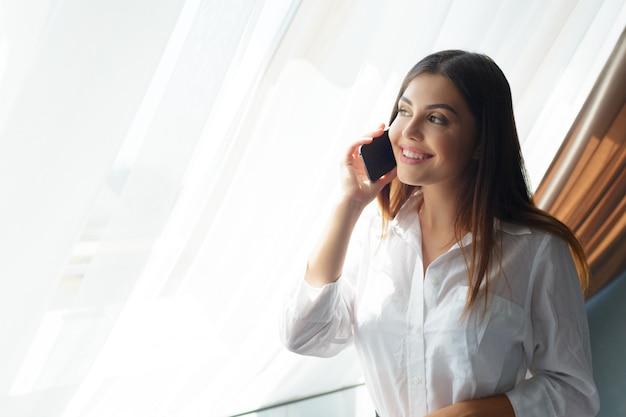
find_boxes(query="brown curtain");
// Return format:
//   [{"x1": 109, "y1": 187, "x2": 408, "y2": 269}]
[{"x1": 535, "y1": 28, "x2": 626, "y2": 298}]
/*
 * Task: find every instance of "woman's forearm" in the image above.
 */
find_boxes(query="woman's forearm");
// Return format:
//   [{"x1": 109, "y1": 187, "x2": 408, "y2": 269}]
[{"x1": 305, "y1": 197, "x2": 366, "y2": 288}]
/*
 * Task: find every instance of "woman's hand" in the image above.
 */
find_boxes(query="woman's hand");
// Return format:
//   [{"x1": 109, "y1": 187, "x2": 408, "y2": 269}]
[
  {"x1": 425, "y1": 395, "x2": 515, "y2": 417},
  {"x1": 340, "y1": 124, "x2": 397, "y2": 207}
]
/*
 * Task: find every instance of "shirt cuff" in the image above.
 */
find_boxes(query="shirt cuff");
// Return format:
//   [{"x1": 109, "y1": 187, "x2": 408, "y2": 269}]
[{"x1": 505, "y1": 377, "x2": 558, "y2": 417}]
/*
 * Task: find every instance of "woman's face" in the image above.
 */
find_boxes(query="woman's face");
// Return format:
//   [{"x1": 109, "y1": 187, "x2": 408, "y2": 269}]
[{"x1": 388, "y1": 73, "x2": 478, "y2": 191}]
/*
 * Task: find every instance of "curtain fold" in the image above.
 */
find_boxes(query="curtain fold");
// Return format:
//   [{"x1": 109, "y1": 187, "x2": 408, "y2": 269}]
[
  {"x1": 0, "y1": 0, "x2": 189, "y2": 407},
  {"x1": 1, "y1": 1, "x2": 625, "y2": 416},
  {"x1": 536, "y1": 27, "x2": 626, "y2": 297}
]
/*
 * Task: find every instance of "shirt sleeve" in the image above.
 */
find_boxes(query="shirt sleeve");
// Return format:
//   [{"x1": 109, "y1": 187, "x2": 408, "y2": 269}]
[
  {"x1": 279, "y1": 277, "x2": 354, "y2": 357},
  {"x1": 505, "y1": 233, "x2": 600, "y2": 417},
  {"x1": 279, "y1": 211, "x2": 372, "y2": 358}
]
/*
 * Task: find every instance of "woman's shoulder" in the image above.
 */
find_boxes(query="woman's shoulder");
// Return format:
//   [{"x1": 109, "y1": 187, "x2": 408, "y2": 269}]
[{"x1": 497, "y1": 219, "x2": 572, "y2": 258}]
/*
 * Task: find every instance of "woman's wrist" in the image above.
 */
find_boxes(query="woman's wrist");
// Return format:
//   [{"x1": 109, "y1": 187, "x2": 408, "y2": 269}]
[{"x1": 338, "y1": 194, "x2": 370, "y2": 214}]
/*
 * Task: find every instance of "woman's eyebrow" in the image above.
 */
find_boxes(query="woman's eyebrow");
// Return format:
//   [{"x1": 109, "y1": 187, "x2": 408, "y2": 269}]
[
  {"x1": 399, "y1": 96, "x2": 413, "y2": 106},
  {"x1": 399, "y1": 96, "x2": 459, "y2": 116},
  {"x1": 426, "y1": 103, "x2": 458, "y2": 115}
]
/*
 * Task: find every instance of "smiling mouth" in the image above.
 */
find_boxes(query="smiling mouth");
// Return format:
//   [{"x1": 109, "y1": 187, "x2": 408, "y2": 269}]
[{"x1": 402, "y1": 149, "x2": 433, "y2": 160}]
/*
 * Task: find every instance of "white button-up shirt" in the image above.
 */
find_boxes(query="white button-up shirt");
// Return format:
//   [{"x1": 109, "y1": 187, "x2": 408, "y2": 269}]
[{"x1": 281, "y1": 194, "x2": 599, "y2": 417}]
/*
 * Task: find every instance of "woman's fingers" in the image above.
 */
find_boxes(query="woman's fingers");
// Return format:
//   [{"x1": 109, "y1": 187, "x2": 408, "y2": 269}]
[
  {"x1": 362, "y1": 123, "x2": 386, "y2": 139},
  {"x1": 343, "y1": 124, "x2": 388, "y2": 164}
]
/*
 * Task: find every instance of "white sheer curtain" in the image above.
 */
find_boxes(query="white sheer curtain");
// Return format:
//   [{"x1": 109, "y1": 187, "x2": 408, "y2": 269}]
[{"x1": 0, "y1": 1, "x2": 624, "y2": 416}]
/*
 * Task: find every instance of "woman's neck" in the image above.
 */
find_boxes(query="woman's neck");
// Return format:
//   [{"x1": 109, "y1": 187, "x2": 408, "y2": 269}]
[{"x1": 418, "y1": 185, "x2": 461, "y2": 232}]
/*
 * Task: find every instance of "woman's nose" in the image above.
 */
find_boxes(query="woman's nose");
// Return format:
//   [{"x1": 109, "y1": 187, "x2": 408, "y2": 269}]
[{"x1": 402, "y1": 119, "x2": 423, "y2": 141}]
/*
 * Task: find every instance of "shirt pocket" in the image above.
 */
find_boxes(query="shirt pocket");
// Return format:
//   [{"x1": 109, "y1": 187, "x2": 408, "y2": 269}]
[
  {"x1": 425, "y1": 286, "x2": 525, "y2": 383},
  {"x1": 471, "y1": 290, "x2": 526, "y2": 384}
]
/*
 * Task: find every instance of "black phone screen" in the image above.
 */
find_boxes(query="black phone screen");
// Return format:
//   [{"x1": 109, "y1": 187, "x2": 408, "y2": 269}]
[{"x1": 359, "y1": 130, "x2": 396, "y2": 181}]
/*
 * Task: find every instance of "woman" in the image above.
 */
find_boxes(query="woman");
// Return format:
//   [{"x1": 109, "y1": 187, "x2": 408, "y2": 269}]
[{"x1": 280, "y1": 50, "x2": 599, "y2": 417}]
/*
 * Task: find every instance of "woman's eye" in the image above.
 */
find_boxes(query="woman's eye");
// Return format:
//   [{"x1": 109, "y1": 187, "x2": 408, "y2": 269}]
[
  {"x1": 397, "y1": 108, "x2": 411, "y2": 117},
  {"x1": 428, "y1": 115, "x2": 445, "y2": 124}
]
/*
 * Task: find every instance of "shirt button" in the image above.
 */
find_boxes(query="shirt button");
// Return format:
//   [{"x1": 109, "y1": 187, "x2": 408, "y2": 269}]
[
  {"x1": 431, "y1": 278, "x2": 439, "y2": 286},
  {"x1": 413, "y1": 325, "x2": 420, "y2": 333},
  {"x1": 413, "y1": 377, "x2": 421, "y2": 385}
]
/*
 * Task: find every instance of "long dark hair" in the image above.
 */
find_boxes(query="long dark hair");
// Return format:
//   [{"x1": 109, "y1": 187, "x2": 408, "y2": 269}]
[{"x1": 377, "y1": 50, "x2": 589, "y2": 309}]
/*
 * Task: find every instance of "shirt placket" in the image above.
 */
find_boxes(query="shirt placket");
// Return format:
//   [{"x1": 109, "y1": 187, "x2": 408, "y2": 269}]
[{"x1": 406, "y1": 252, "x2": 427, "y2": 416}]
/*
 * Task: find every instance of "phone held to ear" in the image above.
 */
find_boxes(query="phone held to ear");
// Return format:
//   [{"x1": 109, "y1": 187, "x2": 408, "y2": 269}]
[{"x1": 359, "y1": 130, "x2": 396, "y2": 182}]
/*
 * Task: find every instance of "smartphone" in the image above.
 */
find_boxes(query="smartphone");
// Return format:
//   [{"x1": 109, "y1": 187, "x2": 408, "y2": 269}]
[{"x1": 359, "y1": 130, "x2": 396, "y2": 181}]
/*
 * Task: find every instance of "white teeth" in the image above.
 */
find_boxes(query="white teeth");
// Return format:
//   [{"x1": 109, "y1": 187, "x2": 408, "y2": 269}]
[{"x1": 403, "y1": 149, "x2": 431, "y2": 160}]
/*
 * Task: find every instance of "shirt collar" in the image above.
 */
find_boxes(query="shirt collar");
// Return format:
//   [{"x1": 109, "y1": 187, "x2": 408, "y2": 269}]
[{"x1": 390, "y1": 192, "x2": 532, "y2": 243}]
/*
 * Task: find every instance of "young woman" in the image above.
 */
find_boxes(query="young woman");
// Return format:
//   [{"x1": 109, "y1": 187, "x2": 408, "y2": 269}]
[{"x1": 280, "y1": 50, "x2": 599, "y2": 417}]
